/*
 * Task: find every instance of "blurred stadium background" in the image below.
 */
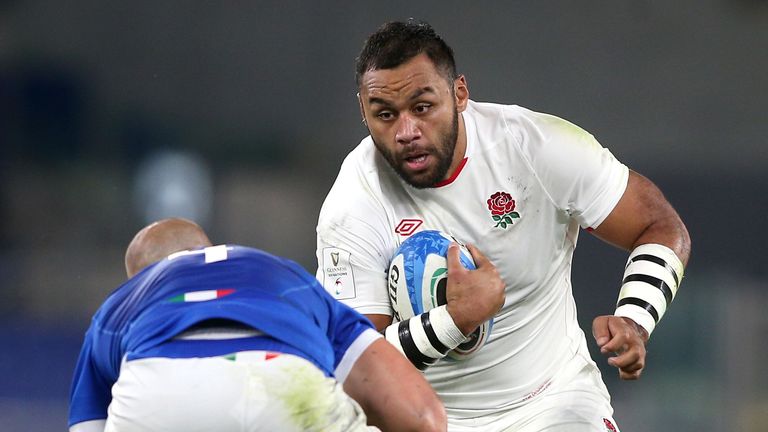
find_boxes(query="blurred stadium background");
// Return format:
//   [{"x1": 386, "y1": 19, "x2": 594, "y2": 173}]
[{"x1": 1, "y1": 1, "x2": 766, "y2": 430}]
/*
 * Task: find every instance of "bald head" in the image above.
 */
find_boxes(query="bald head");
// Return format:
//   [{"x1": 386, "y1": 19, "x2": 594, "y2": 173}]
[{"x1": 124, "y1": 218, "x2": 213, "y2": 278}]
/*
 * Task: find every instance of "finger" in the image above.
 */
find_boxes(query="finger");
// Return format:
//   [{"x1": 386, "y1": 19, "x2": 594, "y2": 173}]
[
  {"x1": 599, "y1": 330, "x2": 629, "y2": 355},
  {"x1": 607, "y1": 348, "x2": 642, "y2": 369},
  {"x1": 465, "y1": 243, "x2": 490, "y2": 268},
  {"x1": 619, "y1": 358, "x2": 644, "y2": 379},
  {"x1": 591, "y1": 316, "x2": 611, "y2": 347},
  {"x1": 600, "y1": 319, "x2": 636, "y2": 354},
  {"x1": 619, "y1": 368, "x2": 642, "y2": 380}
]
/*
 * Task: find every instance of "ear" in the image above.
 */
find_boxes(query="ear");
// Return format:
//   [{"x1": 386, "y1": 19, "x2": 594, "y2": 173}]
[{"x1": 454, "y1": 75, "x2": 469, "y2": 113}]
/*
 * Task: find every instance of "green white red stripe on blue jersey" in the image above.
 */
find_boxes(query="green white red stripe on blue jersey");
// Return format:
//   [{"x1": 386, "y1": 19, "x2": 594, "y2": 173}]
[
  {"x1": 167, "y1": 289, "x2": 236, "y2": 303},
  {"x1": 223, "y1": 351, "x2": 281, "y2": 362}
]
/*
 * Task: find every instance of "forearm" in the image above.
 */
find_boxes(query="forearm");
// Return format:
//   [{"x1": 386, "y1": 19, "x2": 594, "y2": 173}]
[
  {"x1": 344, "y1": 339, "x2": 447, "y2": 431},
  {"x1": 629, "y1": 211, "x2": 691, "y2": 267},
  {"x1": 593, "y1": 171, "x2": 691, "y2": 337}
]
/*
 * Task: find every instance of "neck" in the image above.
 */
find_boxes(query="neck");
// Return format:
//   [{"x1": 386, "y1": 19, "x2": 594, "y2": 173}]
[{"x1": 449, "y1": 113, "x2": 467, "y2": 174}]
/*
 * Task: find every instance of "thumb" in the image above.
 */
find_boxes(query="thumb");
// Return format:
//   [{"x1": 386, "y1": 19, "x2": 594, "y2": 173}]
[{"x1": 446, "y1": 243, "x2": 464, "y2": 274}]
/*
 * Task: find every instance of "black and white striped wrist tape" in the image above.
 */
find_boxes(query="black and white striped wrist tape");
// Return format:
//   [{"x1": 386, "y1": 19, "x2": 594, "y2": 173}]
[
  {"x1": 614, "y1": 243, "x2": 684, "y2": 336},
  {"x1": 384, "y1": 305, "x2": 467, "y2": 370}
]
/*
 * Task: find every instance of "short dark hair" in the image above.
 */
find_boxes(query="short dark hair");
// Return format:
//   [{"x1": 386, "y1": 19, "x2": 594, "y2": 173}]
[{"x1": 355, "y1": 20, "x2": 457, "y2": 87}]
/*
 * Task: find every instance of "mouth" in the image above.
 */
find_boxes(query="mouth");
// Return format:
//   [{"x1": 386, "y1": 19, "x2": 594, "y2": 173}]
[{"x1": 402, "y1": 152, "x2": 431, "y2": 171}]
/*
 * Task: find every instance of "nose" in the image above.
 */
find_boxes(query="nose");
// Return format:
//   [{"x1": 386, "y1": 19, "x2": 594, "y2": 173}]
[{"x1": 395, "y1": 114, "x2": 421, "y2": 145}]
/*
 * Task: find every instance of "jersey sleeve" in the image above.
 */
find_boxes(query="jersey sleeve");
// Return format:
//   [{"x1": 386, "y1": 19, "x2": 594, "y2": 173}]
[
  {"x1": 276, "y1": 256, "x2": 381, "y2": 380},
  {"x1": 68, "y1": 328, "x2": 114, "y2": 427},
  {"x1": 321, "y1": 288, "x2": 381, "y2": 383},
  {"x1": 315, "y1": 150, "x2": 395, "y2": 316},
  {"x1": 515, "y1": 110, "x2": 629, "y2": 229}
]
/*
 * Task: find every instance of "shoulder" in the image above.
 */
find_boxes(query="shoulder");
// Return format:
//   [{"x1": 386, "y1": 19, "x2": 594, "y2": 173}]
[
  {"x1": 464, "y1": 100, "x2": 568, "y2": 156},
  {"x1": 478, "y1": 102, "x2": 603, "y2": 164},
  {"x1": 465, "y1": 100, "x2": 541, "y2": 132},
  {"x1": 227, "y1": 245, "x2": 318, "y2": 282},
  {"x1": 510, "y1": 105, "x2": 599, "y2": 152},
  {"x1": 467, "y1": 100, "x2": 593, "y2": 143},
  {"x1": 318, "y1": 138, "x2": 392, "y2": 230},
  {"x1": 331, "y1": 137, "x2": 382, "y2": 194}
]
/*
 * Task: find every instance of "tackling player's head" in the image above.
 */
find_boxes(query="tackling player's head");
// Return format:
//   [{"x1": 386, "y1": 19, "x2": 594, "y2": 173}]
[
  {"x1": 124, "y1": 218, "x2": 212, "y2": 278},
  {"x1": 355, "y1": 19, "x2": 457, "y2": 89}
]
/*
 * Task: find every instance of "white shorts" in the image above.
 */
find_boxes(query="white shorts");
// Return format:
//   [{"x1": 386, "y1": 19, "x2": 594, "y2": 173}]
[
  {"x1": 447, "y1": 346, "x2": 621, "y2": 432},
  {"x1": 106, "y1": 351, "x2": 369, "y2": 432}
]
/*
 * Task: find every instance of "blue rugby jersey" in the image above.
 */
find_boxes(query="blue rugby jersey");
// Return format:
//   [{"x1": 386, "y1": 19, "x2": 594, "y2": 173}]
[{"x1": 69, "y1": 245, "x2": 375, "y2": 427}]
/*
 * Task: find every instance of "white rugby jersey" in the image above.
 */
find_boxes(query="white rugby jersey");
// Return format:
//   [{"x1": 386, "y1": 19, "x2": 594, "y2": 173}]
[{"x1": 316, "y1": 100, "x2": 628, "y2": 417}]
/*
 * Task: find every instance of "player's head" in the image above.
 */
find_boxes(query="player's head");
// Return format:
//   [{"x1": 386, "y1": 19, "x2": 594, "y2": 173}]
[
  {"x1": 355, "y1": 19, "x2": 457, "y2": 88},
  {"x1": 124, "y1": 217, "x2": 212, "y2": 278},
  {"x1": 355, "y1": 20, "x2": 469, "y2": 189}
]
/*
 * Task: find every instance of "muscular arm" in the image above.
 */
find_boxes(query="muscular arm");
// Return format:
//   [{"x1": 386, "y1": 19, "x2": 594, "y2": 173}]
[
  {"x1": 366, "y1": 314, "x2": 393, "y2": 332},
  {"x1": 591, "y1": 170, "x2": 690, "y2": 265},
  {"x1": 590, "y1": 170, "x2": 691, "y2": 380},
  {"x1": 343, "y1": 338, "x2": 446, "y2": 432}
]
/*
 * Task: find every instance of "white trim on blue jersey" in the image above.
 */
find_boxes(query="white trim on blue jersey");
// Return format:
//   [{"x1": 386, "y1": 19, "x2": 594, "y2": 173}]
[{"x1": 334, "y1": 328, "x2": 382, "y2": 383}]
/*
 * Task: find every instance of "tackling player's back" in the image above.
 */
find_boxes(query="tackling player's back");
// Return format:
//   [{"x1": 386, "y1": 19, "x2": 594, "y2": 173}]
[{"x1": 69, "y1": 218, "x2": 447, "y2": 432}]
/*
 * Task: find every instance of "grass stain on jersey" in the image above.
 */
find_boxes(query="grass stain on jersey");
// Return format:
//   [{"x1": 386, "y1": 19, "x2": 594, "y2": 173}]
[{"x1": 274, "y1": 361, "x2": 338, "y2": 431}]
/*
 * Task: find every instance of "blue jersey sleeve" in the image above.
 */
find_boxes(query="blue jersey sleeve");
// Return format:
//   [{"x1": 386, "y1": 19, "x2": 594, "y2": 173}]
[
  {"x1": 279, "y1": 258, "x2": 375, "y2": 372},
  {"x1": 321, "y1": 285, "x2": 376, "y2": 371},
  {"x1": 68, "y1": 327, "x2": 114, "y2": 427}
]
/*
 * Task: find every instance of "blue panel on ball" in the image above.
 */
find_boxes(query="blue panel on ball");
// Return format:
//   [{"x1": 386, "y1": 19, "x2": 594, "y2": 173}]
[{"x1": 393, "y1": 230, "x2": 475, "y2": 315}]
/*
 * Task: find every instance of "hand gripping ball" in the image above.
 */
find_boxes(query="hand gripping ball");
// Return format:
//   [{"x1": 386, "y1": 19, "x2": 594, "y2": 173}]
[{"x1": 387, "y1": 230, "x2": 493, "y2": 360}]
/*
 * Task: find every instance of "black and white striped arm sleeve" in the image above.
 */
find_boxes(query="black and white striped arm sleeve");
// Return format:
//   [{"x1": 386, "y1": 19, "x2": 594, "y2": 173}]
[
  {"x1": 383, "y1": 305, "x2": 466, "y2": 370},
  {"x1": 615, "y1": 243, "x2": 685, "y2": 337}
]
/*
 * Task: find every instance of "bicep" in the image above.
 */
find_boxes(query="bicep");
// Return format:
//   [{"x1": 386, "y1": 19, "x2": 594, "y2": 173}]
[{"x1": 592, "y1": 170, "x2": 690, "y2": 264}]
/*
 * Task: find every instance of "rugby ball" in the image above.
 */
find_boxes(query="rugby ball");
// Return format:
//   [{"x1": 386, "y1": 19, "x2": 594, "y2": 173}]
[{"x1": 387, "y1": 230, "x2": 493, "y2": 360}]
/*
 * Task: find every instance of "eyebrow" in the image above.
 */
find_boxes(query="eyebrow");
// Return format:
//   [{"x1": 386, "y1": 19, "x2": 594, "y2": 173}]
[{"x1": 367, "y1": 86, "x2": 438, "y2": 107}]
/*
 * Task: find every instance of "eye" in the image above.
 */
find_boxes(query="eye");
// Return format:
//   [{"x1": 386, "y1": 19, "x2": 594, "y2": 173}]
[
  {"x1": 414, "y1": 103, "x2": 431, "y2": 114},
  {"x1": 376, "y1": 111, "x2": 395, "y2": 121}
]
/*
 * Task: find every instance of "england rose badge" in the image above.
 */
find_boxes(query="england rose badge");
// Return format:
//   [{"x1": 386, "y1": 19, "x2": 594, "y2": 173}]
[{"x1": 487, "y1": 191, "x2": 520, "y2": 229}]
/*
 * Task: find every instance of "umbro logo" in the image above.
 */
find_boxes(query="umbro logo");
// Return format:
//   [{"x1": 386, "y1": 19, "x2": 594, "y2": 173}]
[{"x1": 395, "y1": 219, "x2": 423, "y2": 236}]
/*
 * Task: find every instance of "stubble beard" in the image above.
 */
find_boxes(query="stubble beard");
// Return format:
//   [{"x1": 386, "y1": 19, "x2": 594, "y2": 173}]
[{"x1": 374, "y1": 107, "x2": 459, "y2": 189}]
